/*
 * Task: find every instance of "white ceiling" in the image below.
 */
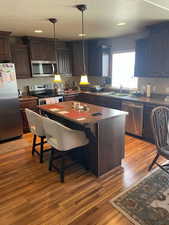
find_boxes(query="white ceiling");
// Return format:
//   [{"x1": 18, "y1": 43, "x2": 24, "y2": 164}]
[{"x1": 0, "y1": 0, "x2": 169, "y2": 40}]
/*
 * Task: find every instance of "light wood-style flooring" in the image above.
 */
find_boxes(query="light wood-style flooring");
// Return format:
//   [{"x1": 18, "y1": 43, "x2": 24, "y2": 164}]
[{"x1": 0, "y1": 134, "x2": 164, "y2": 225}]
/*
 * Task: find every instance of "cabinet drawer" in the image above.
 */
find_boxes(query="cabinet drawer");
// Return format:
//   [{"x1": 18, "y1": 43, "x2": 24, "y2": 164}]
[{"x1": 20, "y1": 100, "x2": 37, "y2": 109}]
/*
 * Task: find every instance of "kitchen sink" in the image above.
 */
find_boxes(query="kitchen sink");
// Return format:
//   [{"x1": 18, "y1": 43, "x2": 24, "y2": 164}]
[
  {"x1": 110, "y1": 92, "x2": 129, "y2": 97},
  {"x1": 99, "y1": 92, "x2": 129, "y2": 97}
]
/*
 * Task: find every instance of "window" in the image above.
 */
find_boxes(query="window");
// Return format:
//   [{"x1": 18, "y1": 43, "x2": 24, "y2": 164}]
[{"x1": 112, "y1": 51, "x2": 137, "y2": 89}]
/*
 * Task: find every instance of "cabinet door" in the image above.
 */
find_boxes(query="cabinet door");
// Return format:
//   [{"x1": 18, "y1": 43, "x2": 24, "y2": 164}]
[
  {"x1": 88, "y1": 40, "x2": 102, "y2": 76},
  {"x1": 143, "y1": 104, "x2": 156, "y2": 143},
  {"x1": 30, "y1": 40, "x2": 43, "y2": 60},
  {"x1": 19, "y1": 99, "x2": 38, "y2": 133},
  {"x1": 134, "y1": 39, "x2": 149, "y2": 77},
  {"x1": 72, "y1": 41, "x2": 88, "y2": 76},
  {"x1": 43, "y1": 40, "x2": 55, "y2": 61},
  {"x1": 12, "y1": 45, "x2": 31, "y2": 79},
  {"x1": 147, "y1": 34, "x2": 165, "y2": 77},
  {"x1": 57, "y1": 49, "x2": 72, "y2": 75},
  {"x1": 0, "y1": 37, "x2": 11, "y2": 61},
  {"x1": 162, "y1": 31, "x2": 169, "y2": 76}
]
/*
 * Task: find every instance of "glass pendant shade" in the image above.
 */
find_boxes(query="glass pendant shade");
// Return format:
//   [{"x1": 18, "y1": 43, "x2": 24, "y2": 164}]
[
  {"x1": 53, "y1": 74, "x2": 62, "y2": 83},
  {"x1": 79, "y1": 74, "x2": 90, "y2": 85}
]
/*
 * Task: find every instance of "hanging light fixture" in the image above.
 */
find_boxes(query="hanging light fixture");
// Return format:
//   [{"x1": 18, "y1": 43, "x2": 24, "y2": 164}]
[
  {"x1": 48, "y1": 18, "x2": 62, "y2": 83},
  {"x1": 76, "y1": 4, "x2": 90, "y2": 85}
]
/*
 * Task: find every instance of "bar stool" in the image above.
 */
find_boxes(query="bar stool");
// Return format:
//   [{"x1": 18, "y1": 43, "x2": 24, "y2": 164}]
[
  {"x1": 42, "y1": 117, "x2": 89, "y2": 182},
  {"x1": 25, "y1": 108, "x2": 48, "y2": 163}
]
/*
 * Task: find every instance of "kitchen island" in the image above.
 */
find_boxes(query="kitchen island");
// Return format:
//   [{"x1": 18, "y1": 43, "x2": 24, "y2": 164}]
[{"x1": 39, "y1": 101, "x2": 127, "y2": 176}]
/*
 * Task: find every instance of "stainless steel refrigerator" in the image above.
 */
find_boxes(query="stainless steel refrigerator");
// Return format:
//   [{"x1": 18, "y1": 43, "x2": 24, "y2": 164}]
[{"x1": 0, "y1": 63, "x2": 22, "y2": 142}]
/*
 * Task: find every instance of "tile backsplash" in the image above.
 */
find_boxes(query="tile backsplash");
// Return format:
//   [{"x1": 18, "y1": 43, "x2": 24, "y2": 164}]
[
  {"x1": 16, "y1": 75, "x2": 105, "y2": 94},
  {"x1": 17, "y1": 75, "x2": 169, "y2": 95},
  {"x1": 138, "y1": 77, "x2": 169, "y2": 95}
]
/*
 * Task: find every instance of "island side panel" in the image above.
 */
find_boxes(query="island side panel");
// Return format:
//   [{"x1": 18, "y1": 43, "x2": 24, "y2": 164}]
[
  {"x1": 85, "y1": 124, "x2": 99, "y2": 176},
  {"x1": 98, "y1": 115, "x2": 126, "y2": 176}
]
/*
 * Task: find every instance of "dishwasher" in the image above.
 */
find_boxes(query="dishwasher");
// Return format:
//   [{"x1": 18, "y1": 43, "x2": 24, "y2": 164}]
[{"x1": 121, "y1": 101, "x2": 144, "y2": 137}]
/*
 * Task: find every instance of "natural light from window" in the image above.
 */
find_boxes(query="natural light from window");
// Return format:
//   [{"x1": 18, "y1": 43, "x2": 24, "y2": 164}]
[{"x1": 112, "y1": 51, "x2": 137, "y2": 89}]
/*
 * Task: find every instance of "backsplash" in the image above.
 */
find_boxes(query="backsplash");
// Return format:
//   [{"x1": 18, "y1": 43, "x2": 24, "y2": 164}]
[
  {"x1": 16, "y1": 75, "x2": 105, "y2": 94},
  {"x1": 17, "y1": 76, "x2": 169, "y2": 95},
  {"x1": 138, "y1": 77, "x2": 169, "y2": 95}
]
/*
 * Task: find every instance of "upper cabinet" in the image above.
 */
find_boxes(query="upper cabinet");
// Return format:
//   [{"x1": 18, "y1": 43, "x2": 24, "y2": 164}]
[
  {"x1": 24, "y1": 37, "x2": 55, "y2": 61},
  {"x1": 71, "y1": 39, "x2": 111, "y2": 77},
  {"x1": 135, "y1": 22, "x2": 169, "y2": 77},
  {"x1": 71, "y1": 41, "x2": 88, "y2": 76},
  {"x1": 134, "y1": 39, "x2": 149, "y2": 77},
  {"x1": 88, "y1": 40, "x2": 102, "y2": 76},
  {"x1": 12, "y1": 44, "x2": 31, "y2": 79},
  {"x1": 57, "y1": 49, "x2": 72, "y2": 75},
  {"x1": 0, "y1": 31, "x2": 11, "y2": 62},
  {"x1": 88, "y1": 40, "x2": 112, "y2": 77}
]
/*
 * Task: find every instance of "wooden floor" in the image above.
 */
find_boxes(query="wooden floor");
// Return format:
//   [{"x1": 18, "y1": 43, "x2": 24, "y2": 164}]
[{"x1": 0, "y1": 134, "x2": 164, "y2": 225}]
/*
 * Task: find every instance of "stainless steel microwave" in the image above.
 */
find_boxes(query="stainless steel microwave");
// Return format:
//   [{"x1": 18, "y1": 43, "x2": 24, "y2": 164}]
[{"x1": 31, "y1": 61, "x2": 56, "y2": 77}]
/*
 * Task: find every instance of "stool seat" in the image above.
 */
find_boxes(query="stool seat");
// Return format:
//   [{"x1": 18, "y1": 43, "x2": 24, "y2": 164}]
[{"x1": 42, "y1": 117, "x2": 89, "y2": 182}]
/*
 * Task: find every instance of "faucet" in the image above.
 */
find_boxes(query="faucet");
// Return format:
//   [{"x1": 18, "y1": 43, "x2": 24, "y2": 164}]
[{"x1": 119, "y1": 85, "x2": 123, "y2": 93}]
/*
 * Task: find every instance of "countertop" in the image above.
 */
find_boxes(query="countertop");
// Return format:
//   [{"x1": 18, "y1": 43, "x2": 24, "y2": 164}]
[
  {"x1": 19, "y1": 90, "x2": 169, "y2": 106},
  {"x1": 82, "y1": 91, "x2": 169, "y2": 106},
  {"x1": 39, "y1": 101, "x2": 127, "y2": 125}
]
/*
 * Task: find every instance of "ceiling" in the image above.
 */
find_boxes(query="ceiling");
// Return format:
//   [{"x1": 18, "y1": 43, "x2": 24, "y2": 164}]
[{"x1": 0, "y1": 0, "x2": 169, "y2": 40}]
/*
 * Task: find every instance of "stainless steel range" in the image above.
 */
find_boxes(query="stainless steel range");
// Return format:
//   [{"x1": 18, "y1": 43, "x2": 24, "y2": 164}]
[{"x1": 30, "y1": 85, "x2": 63, "y2": 105}]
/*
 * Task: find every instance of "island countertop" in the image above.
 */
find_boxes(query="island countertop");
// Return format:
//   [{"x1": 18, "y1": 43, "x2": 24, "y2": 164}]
[{"x1": 38, "y1": 100, "x2": 127, "y2": 126}]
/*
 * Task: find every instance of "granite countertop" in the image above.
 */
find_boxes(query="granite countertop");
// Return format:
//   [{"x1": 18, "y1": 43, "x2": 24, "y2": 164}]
[
  {"x1": 19, "y1": 91, "x2": 169, "y2": 106},
  {"x1": 82, "y1": 91, "x2": 169, "y2": 106}
]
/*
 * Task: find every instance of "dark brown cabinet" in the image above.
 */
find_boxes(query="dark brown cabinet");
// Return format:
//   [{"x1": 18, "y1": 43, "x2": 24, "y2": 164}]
[
  {"x1": 71, "y1": 39, "x2": 111, "y2": 77},
  {"x1": 143, "y1": 104, "x2": 156, "y2": 143},
  {"x1": 72, "y1": 41, "x2": 88, "y2": 76},
  {"x1": 28, "y1": 39, "x2": 55, "y2": 61},
  {"x1": 88, "y1": 40, "x2": 102, "y2": 76},
  {"x1": 77, "y1": 93, "x2": 121, "y2": 110},
  {"x1": 135, "y1": 23, "x2": 169, "y2": 78},
  {"x1": 57, "y1": 49, "x2": 72, "y2": 75},
  {"x1": 63, "y1": 94, "x2": 78, "y2": 101},
  {"x1": 12, "y1": 44, "x2": 31, "y2": 79},
  {"x1": 19, "y1": 97, "x2": 38, "y2": 133},
  {"x1": 24, "y1": 37, "x2": 68, "y2": 61},
  {"x1": 0, "y1": 31, "x2": 11, "y2": 62},
  {"x1": 134, "y1": 39, "x2": 149, "y2": 77},
  {"x1": 88, "y1": 40, "x2": 111, "y2": 77}
]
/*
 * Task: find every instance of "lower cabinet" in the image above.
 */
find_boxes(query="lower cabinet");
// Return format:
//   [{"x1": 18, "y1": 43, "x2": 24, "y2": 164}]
[
  {"x1": 76, "y1": 93, "x2": 121, "y2": 110},
  {"x1": 143, "y1": 104, "x2": 157, "y2": 143},
  {"x1": 63, "y1": 94, "x2": 78, "y2": 101},
  {"x1": 19, "y1": 97, "x2": 38, "y2": 133}
]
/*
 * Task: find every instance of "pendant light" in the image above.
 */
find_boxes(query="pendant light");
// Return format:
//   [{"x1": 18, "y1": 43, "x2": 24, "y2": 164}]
[
  {"x1": 76, "y1": 4, "x2": 90, "y2": 85},
  {"x1": 48, "y1": 18, "x2": 62, "y2": 83}
]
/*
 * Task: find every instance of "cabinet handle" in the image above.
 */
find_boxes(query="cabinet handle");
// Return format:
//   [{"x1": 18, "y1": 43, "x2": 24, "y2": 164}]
[{"x1": 52, "y1": 64, "x2": 55, "y2": 74}]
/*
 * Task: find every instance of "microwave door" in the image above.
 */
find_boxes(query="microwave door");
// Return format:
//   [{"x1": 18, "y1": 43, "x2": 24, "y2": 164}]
[
  {"x1": 32, "y1": 63, "x2": 43, "y2": 75},
  {"x1": 42, "y1": 63, "x2": 53, "y2": 75}
]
